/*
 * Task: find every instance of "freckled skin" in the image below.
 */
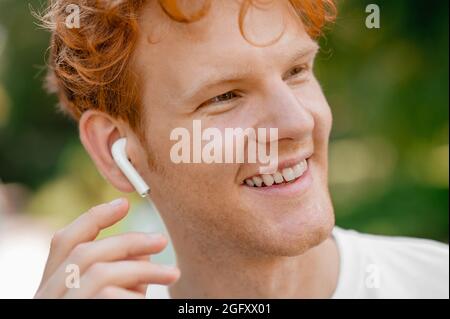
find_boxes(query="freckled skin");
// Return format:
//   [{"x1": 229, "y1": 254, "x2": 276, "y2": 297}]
[{"x1": 130, "y1": 0, "x2": 337, "y2": 297}]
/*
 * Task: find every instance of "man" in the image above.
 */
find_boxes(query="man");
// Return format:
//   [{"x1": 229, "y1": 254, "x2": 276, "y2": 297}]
[{"x1": 35, "y1": 0, "x2": 448, "y2": 298}]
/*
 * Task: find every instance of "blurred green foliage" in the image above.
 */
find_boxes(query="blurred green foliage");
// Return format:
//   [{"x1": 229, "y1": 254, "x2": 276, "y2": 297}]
[{"x1": 0, "y1": 0, "x2": 448, "y2": 241}]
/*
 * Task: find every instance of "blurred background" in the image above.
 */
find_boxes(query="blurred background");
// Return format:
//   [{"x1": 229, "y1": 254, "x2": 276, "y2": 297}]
[{"x1": 0, "y1": 0, "x2": 448, "y2": 298}]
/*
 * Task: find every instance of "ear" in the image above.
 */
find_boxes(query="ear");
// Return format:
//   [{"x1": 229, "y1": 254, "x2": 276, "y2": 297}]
[{"x1": 79, "y1": 110, "x2": 136, "y2": 193}]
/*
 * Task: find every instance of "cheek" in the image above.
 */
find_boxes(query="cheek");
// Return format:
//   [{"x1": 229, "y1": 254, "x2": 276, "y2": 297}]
[
  {"x1": 296, "y1": 79, "x2": 332, "y2": 181},
  {"x1": 147, "y1": 131, "x2": 237, "y2": 206},
  {"x1": 301, "y1": 79, "x2": 332, "y2": 144},
  {"x1": 314, "y1": 103, "x2": 332, "y2": 146},
  {"x1": 151, "y1": 162, "x2": 242, "y2": 236}
]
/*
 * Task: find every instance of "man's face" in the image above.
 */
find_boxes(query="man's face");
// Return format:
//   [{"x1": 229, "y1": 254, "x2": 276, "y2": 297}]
[{"x1": 133, "y1": 0, "x2": 334, "y2": 256}]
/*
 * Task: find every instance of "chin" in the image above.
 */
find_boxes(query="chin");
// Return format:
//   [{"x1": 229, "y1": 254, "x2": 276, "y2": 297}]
[
  {"x1": 239, "y1": 191, "x2": 335, "y2": 257},
  {"x1": 272, "y1": 211, "x2": 334, "y2": 256},
  {"x1": 234, "y1": 155, "x2": 335, "y2": 256}
]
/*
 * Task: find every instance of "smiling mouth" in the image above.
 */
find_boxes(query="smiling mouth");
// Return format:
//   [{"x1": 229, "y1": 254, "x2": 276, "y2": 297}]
[{"x1": 242, "y1": 158, "x2": 309, "y2": 188}]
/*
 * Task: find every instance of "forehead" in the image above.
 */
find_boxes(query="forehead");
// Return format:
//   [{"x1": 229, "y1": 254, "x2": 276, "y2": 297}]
[{"x1": 134, "y1": 0, "x2": 316, "y2": 103}]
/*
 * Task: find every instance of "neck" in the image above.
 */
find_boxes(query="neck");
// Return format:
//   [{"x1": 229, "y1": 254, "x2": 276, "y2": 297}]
[{"x1": 169, "y1": 230, "x2": 340, "y2": 299}]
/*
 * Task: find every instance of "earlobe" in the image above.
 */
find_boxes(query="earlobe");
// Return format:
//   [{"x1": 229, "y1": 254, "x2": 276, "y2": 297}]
[{"x1": 78, "y1": 110, "x2": 135, "y2": 194}]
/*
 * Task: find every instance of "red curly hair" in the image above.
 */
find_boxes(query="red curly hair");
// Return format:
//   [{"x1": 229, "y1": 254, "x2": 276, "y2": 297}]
[{"x1": 38, "y1": 0, "x2": 336, "y2": 136}]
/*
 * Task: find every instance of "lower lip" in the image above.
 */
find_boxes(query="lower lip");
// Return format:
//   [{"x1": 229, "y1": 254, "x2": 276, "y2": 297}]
[{"x1": 241, "y1": 162, "x2": 313, "y2": 198}]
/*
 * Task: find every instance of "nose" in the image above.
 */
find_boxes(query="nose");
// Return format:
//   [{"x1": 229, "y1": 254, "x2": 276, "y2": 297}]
[{"x1": 255, "y1": 78, "x2": 315, "y2": 144}]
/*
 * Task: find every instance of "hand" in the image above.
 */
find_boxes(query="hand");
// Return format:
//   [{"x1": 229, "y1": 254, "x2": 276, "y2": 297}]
[{"x1": 34, "y1": 198, "x2": 180, "y2": 299}]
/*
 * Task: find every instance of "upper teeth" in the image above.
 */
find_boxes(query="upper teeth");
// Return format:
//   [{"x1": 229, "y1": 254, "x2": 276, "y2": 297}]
[{"x1": 244, "y1": 159, "x2": 308, "y2": 187}]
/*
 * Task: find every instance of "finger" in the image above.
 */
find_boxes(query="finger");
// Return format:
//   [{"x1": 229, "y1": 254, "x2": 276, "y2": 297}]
[
  {"x1": 131, "y1": 284, "x2": 149, "y2": 295},
  {"x1": 42, "y1": 198, "x2": 129, "y2": 280},
  {"x1": 129, "y1": 255, "x2": 151, "y2": 262},
  {"x1": 41, "y1": 233, "x2": 166, "y2": 298},
  {"x1": 93, "y1": 286, "x2": 145, "y2": 299},
  {"x1": 64, "y1": 261, "x2": 180, "y2": 299},
  {"x1": 67, "y1": 232, "x2": 166, "y2": 271}
]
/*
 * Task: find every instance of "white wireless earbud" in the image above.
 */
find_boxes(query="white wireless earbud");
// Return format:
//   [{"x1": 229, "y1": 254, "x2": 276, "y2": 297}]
[{"x1": 111, "y1": 137, "x2": 150, "y2": 197}]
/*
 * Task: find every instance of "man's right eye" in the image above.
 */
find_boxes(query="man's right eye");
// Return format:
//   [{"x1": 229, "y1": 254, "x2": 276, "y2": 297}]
[{"x1": 200, "y1": 91, "x2": 239, "y2": 108}]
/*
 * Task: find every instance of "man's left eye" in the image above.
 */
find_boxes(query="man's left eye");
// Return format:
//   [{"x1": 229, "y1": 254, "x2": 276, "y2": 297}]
[{"x1": 283, "y1": 65, "x2": 308, "y2": 80}]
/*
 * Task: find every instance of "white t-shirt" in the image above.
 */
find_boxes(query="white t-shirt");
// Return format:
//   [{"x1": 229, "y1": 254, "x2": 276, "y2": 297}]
[
  {"x1": 331, "y1": 227, "x2": 448, "y2": 298},
  {"x1": 149, "y1": 227, "x2": 449, "y2": 299}
]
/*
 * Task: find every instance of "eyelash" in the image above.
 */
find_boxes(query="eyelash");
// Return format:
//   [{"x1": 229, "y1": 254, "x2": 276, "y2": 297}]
[
  {"x1": 201, "y1": 91, "x2": 240, "y2": 108},
  {"x1": 283, "y1": 64, "x2": 309, "y2": 81}
]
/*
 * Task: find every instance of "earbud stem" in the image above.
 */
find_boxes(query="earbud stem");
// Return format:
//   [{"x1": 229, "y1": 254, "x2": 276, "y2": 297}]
[{"x1": 111, "y1": 138, "x2": 150, "y2": 197}]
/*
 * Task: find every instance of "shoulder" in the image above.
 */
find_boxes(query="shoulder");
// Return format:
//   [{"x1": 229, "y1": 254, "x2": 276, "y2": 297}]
[{"x1": 332, "y1": 227, "x2": 449, "y2": 299}]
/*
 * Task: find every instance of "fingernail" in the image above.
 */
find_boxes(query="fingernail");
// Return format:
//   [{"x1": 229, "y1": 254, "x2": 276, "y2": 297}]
[{"x1": 109, "y1": 198, "x2": 124, "y2": 207}]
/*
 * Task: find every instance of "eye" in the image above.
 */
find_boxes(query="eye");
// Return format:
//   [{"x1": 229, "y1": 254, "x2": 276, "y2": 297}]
[
  {"x1": 283, "y1": 64, "x2": 309, "y2": 81},
  {"x1": 201, "y1": 91, "x2": 239, "y2": 107}
]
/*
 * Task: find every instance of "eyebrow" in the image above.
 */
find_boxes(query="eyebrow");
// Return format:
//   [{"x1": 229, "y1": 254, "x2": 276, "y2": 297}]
[
  {"x1": 286, "y1": 43, "x2": 319, "y2": 67},
  {"x1": 181, "y1": 43, "x2": 320, "y2": 102}
]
